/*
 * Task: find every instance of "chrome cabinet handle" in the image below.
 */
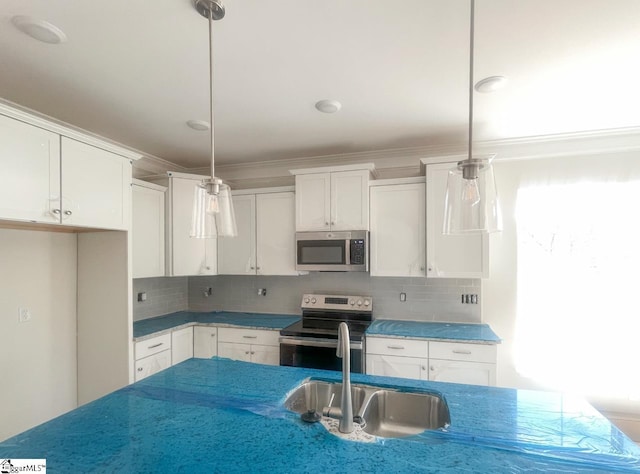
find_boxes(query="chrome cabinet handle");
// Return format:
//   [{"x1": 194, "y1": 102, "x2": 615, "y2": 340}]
[
  {"x1": 148, "y1": 343, "x2": 163, "y2": 349},
  {"x1": 430, "y1": 366, "x2": 435, "y2": 371},
  {"x1": 245, "y1": 351, "x2": 250, "y2": 355},
  {"x1": 64, "y1": 210, "x2": 72, "y2": 216},
  {"x1": 137, "y1": 367, "x2": 143, "y2": 372},
  {"x1": 387, "y1": 345, "x2": 405, "y2": 350},
  {"x1": 250, "y1": 351, "x2": 255, "y2": 355},
  {"x1": 250, "y1": 266, "x2": 255, "y2": 270},
  {"x1": 52, "y1": 209, "x2": 61, "y2": 214},
  {"x1": 211, "y1": 333, "x2": 216, "y2": 337},
  {"x1": 453, "y1": 350, "x2": 472, "y2": 355},
  {"x1": 325, "y1": 222, "x2": 329, "y2": 226},
  {"x1": 243, "y1": 335, "x2": 257, "y2": 339},
  {"x1": 421, "y1": 366, "x2": 427, "y2": 371}
]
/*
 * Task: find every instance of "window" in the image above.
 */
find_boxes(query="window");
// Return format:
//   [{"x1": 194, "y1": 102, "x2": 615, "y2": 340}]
[{"x1": 515, "y1": 180, "x2": 640, "y2": 400}]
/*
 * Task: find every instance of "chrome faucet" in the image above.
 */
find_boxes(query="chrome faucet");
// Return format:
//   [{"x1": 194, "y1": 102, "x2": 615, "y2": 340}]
[{"x1": 323, "y1": 322, "x2": 354, "y2": 433}]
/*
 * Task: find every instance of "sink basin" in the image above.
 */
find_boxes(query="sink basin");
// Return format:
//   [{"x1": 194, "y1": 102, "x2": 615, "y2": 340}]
[
  {"x1": 360, "y1": 388, "x2": 450, "y2": 438},
  {"x1": 284, "y1": 380, "x2": 368, "y2": 415},
  {"x1": 284, "y1": 379, "x2": 450, "y2": 439}
]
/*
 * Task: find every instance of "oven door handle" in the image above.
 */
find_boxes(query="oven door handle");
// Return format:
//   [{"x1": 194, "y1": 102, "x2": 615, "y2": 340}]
[{"x1": 279, "y1": 337, "x2": 363, "y2": 350}]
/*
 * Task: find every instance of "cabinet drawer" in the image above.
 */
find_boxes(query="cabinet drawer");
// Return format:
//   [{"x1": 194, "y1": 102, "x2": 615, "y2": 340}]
[
  {"x1": 217, "y1": 327, "x2": 280, "y2": 347},
  {"x1": 429, "y1": 341, "x2": 496, "y2": 363},
  {"x1": 135, "y1": 333, "x2": 172, "y2": 360},
  {"x1": 366, "y1": 337, "x2": 428, "y2": 358}
]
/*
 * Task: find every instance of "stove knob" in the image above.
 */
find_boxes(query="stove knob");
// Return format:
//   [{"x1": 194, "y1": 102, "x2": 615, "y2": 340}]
[
  {"x1": 304, "y1": 297, "x2": 310, "y2": 304},
  {"x1": 349, "y1": 299, "x2": 355, "y2": 306},
  {"x1": 357, "y1": 299, "x2": 363, "y2": 307},
  {"x1": 364, "y1": 299, "x2": 370, "y2": 307},
  {"x1": 311, "y1": 298, "x2": 317, "y2": 304}
]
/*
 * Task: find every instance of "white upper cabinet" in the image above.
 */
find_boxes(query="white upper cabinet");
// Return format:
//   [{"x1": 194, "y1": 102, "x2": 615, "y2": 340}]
[
  {"x1": 295, "y1": 173, "x2": 331, "y2": 231},
  {"x1": 256, "y1": 192, "x2": 296, "y2": 275},
  {"x1": 370, "y1": 181, "x2": 425, "y2": 277},
  {"x1": 0, "y1": 114, "x2": 132, "y2": 230},
  {"x1": 218, "y1": 194, "x2": 256, "y2": 275},
  {"x1": 61, "y1": 138, "x2": 131, "y2": 230},
  {"x1": 132, "y1": 180, "x2": 166, "y2": 278},
  {"x1": 218, "y1": 189, "x2": 297, "y2": 276},
  {"x1": 150, "y1": 173, "x2": 217, "y2": 276},
  {"x1": 293, "y1": 166, "x2": 373, "y2": 232},
  {"x1": 0, "y1": 114, "x2": 60, "y2": 224},
  {"x1": 425, "y1": 162, "x2": 489, "y2": 278}
]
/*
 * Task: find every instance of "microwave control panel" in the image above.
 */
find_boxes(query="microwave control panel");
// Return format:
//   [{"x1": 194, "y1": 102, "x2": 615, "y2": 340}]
[{"x1": 350, "y1": 239, "x2": 366, "y2": 265}]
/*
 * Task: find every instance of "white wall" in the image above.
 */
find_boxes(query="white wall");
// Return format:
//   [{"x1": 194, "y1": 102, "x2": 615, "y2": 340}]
[
  {"x1": 0, "y1": 228, "x2": 77, "y2": 441},
  {"x1": 483, "y1": 151, "x2": 640, "y2": 441}
]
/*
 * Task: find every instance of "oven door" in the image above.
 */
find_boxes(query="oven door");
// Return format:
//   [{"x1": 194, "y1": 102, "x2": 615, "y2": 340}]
[{"x1": 279, "y1": 337, "x2": 364, "y2": 373}]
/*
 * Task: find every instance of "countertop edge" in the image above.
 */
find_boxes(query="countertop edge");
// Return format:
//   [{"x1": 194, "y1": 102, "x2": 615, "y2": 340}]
[{"x1": 365, "y1": 333, "x2": 500, "y2": 345}]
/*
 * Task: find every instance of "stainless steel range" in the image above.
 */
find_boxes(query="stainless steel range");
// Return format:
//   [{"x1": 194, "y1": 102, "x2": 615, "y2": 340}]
[{"x1": 279, "y1": 294, "x2": 373, "y2": 373}]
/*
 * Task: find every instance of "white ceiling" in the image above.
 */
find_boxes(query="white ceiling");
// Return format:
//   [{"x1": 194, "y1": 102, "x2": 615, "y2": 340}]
[{"x1": 1, "y1": 0, "x2": 639, "y2": 169}]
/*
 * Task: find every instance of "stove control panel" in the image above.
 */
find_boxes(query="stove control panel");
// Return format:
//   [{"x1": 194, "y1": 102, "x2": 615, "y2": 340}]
[{"x1": 301, "y1": 294, "x2": 372, "y2": 312}]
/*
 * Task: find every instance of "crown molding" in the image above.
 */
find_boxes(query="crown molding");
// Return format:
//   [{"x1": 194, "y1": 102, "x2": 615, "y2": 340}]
[{"x1": 0, "y1": 99, "x2": 144, "y2": 161}]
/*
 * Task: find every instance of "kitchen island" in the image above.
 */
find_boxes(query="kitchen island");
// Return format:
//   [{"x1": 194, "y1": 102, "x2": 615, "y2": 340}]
[{"x1": 1, "y1": 358, "x2": 639, "y2": 472}]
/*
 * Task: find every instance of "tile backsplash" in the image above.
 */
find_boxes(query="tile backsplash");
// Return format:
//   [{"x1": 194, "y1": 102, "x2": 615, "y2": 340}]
[
  {"x1": 188, "y1": 273, "x2": 481, "y2": 323},
  {"x1": 133, "y1": 277, "x2": 188, "y2": 321}
]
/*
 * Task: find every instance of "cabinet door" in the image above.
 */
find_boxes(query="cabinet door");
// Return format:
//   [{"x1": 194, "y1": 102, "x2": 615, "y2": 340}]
[
  {"x1": 366, "y1": 354, "x2": 428, "y2": 380},
  {"x1": 295, "y1": 173, "x2": 331, "y2": 231},
  {"x1": 256, "y1": 192, "x2": 297, "y2": 275},
  {"x1": 132, "y1": 184, "x2": 165, "y2": 278},
  {"x1": 218, "y1": 342, "x2": 252, "y2": 362},
  {"x1": 171, "y1": 327, "x2": 194, "y2": 365},
  {"x1": 218, "y1": 194, "x2": 256, "y2": 274},
  {"x1": 370, "y1": 183, "x2": 425, "y2": 277},
  {"x1": 425, "y1": 163, "x2": 488, "y2": 278},
  {"x1": 168, "y1": 177, "x2": 214, "y2": 276},
  {"x1": 428, "y1": 360, "x2": 496, "y2": 386},
  {"x1": 250, "y1": 344, "x2": 280, "y2": 366},
  {"x1": 193, "y1": 326, "x2": 218, "y2": 358},
  {"x1": 331, "y1": 170, "x2": 369, "y2": 231},
  {"x1": 61, "y1": 137, "x2": 131, "y2": 230},
  {"x1": 0, "y1": 114, "x2": 60, "y2": 223},
  {"x1": 135, "y1": 350, "x2": 171, "y2": 382}
]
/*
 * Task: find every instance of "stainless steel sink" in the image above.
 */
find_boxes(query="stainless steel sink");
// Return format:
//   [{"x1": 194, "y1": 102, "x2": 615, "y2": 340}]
[{"x1": 284, "y1": 379, "x2": 450, "y2": 439}]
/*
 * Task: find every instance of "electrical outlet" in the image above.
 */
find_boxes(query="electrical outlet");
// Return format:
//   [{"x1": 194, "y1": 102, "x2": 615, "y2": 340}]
[
  {"x1": 203, "y1": 287, "x2": 213, "y2": 297},
  {"x1": 461, "y1": 294, "x2": 478, "y2": 304},
  {"x1": 400, "y1": 292, "x2": 407, "y2": 302},
  {"x1": 257, "y1": 288, "x2": 267, "y2": 296},
  {"x1": 18, "y1": 307, "x2": 32, "y2": 322},
  {"x1": 137, "y1": 292, "x2": 147, "y2": 302}
]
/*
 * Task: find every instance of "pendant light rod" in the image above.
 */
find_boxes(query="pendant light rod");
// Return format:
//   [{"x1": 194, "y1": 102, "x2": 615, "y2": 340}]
[
  {"x1": 467, "y1": 0, "x2": 475, "y2": 163},
  {"x1": 208, "y1": 10, "x2": 215, "y2": 180}
]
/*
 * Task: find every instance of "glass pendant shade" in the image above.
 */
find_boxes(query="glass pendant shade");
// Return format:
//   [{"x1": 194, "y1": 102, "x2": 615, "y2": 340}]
[
  {"x1": 190, "y1": 180, "x2": 237, "y2": 238},
  {"x1": 443, "y1": 156, "x2": 502, "y2": 234}
]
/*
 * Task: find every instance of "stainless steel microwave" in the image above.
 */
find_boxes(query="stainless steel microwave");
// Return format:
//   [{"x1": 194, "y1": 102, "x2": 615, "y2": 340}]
[{"x1": 295, "y1": 231, "x2": 369, "y2": 272}]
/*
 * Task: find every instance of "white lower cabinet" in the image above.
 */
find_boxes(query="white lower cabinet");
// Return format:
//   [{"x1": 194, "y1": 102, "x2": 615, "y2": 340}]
[
  {"x1": 366, "y1": 336, "x2": 497, "y2": 386},
  {"x1": 366, "y1": 354, "x2": 428, "y2": 380},
  {"x1": 171, "y1": 327, "x2": 194, "y2": 365},
  {"x1": 217, "y1": 327, "x2": 280, "y2": 366},
  {"x1": 193, "y1": 326, "x2": 218, "y2": 358},
  {"x1": 135, "y1": 350, "x2": 171, "y2": 382},
  {"x1": 134, "y1": 333, "x2": 172, "y2": 381}
]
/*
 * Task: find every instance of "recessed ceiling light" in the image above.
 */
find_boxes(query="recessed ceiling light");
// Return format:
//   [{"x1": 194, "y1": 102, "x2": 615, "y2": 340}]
[
  {"x1": 315, "y1": 99, "x2": 342, "y2": 114},
  {"x1": 474, "y1": 76, "x2": 508, "y2": 93},
  {"x1": 11, "y1": 16, "x2": 67, "y2": 44},
  {"x1": 186, "y1": 119, "x2": 210, "y2": 131}
]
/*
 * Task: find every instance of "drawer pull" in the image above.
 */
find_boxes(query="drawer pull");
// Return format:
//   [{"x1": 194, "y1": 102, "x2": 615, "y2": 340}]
[
  {"x1": 243, "y1": 335, "x2": 258, "y2": 339},
  {"x1": 137, "y1": 367, "x2": 143, "y2": 372},
  {"x1": 211, "y1": 333, "x2": 216, "y2": 337},
  {"x1": 148, "y1": 343, "x2": 164, "y2": 349},
  {"x1": 387, "y1": 345, "x2": 405, "y2": 350},
  {"x1": 452, "y1": 350, "x2": 472, "y2": 355}
]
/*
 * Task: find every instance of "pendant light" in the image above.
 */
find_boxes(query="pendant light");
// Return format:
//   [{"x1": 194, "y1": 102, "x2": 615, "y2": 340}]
[
  {"x1": 443, "y1": 0, "x2": 502, "y2": 235},
  {"x1": 190, "y1": 0, "x2": 237, "y2": 238}
]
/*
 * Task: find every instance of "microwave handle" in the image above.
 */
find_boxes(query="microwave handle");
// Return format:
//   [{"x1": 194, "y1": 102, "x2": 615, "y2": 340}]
[{"x1": 345, "y1": 238, "x2": 351, "y2": 265}]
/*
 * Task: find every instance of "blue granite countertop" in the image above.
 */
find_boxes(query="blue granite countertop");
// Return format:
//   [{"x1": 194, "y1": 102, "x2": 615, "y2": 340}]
[
  {"x1": 1, "y1": 358, "x2": 638, "y2": 472},
  {"x1": 133, "y1": 311, "x2": 300, "y2": 340},
  {"x1": 367, "y1": 319, "x2": 501, "y2": 344}
]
